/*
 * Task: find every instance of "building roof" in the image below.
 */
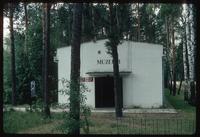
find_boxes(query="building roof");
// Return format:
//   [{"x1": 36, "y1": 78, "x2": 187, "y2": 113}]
[{"x1": 57, "y1": 39, "x2": 162, "y2": 50}]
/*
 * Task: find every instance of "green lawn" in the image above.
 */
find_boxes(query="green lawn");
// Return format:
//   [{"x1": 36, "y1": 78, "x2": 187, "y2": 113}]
[
  {"x1": 3, "y1": 111, "x2": 64, "y2": 133},
  {"x1": 165, "y1": 89, "x2": 195, "y2": 112},
  {"x1": 3, "y1": 88, "x2": 196, "y2": 134},
  {"x1": 164, "y1": 89, "x2": 196, "y2": 119}
]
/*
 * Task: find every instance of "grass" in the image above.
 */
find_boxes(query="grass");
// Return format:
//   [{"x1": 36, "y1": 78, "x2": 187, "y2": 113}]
[
  {"x1": 164, "y1": 89, "x2": 196, "y2": 120},
  {"x1": 3, "y1": 88, "x2": 196, "y2": 134},
  {"x1": 3, "y1": 111, "x2": 45, "y2": 133},
  {"x1": 3, "y1": 110, "x2": 64, "y2": 134},
  {"x1": 165, "y1": 89, "x2": 196, "y2": 112}
]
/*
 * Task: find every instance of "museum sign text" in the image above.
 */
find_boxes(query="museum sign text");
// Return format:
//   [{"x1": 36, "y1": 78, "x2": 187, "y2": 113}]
[{"x1": 97, "y1": 59, "x2": 120, "y2": 65}]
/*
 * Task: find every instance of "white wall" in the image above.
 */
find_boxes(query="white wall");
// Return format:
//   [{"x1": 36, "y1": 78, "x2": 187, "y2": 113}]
[
  {"x1": 57, "y1": 46, "x2": 71, "y2": 104},
  {"x1": 123, "y1": 43, "x2": 163, "y2": 108},
  {"x1": 57, "y1": 40, "x2": 163, "y2": 108},
  {"x1": 81, "y1": 40, "x2": 130, "y2": 73}
]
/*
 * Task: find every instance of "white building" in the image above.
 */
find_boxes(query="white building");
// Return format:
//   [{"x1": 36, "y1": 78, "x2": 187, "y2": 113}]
[{"x1": 57, "y1": 39, "x2": 163, "y2": 108}]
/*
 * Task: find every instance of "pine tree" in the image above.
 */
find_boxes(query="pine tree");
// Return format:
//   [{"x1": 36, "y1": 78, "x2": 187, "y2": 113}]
[
  {"x1": 107, "y1": 3, "x2": 123, "y2": 117},
  {"x1": 42, "y1": 3, "x2": 51, "y2": 118},
  {"x1": 9, "y1": 3, "x2": 17, "y2": 106},
  {"x1": 69, "y1": 3, "x2": 83, "y2": 134}
]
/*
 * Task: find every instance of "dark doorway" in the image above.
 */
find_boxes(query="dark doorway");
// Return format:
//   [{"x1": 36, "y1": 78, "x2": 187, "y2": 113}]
[{"x1": 95, "y1": 76, "x2": 122, "y2": 108}]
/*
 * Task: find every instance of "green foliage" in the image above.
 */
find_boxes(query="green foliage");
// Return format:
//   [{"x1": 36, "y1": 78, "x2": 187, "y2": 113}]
[
  {"x1": 117, "y1": 4, "x2": 133, "y2": 36},
  {"x1": 52, "y1": 3, "x2": 73, "y2": 47},
  {"x1": 165, "y1": 89, "x2": 196, "y2": 113},
  {"x1": 14, "y1": 31, "x2": 31, "y2": 104},
  {"x1": 82, "y1": 4, "x2": 92, "y2": 40},
  {"x1": 57, "y1": 78, "x2": 91, "y2": 134},
  {"x1": 3, "y1": 3, "x2": 58, "y2": 104},
  {"x1": 160, "y1": 4, "x2": 182, "y2": 19},
  {"x1": 28, "y1": 98, "x2": 44, "y2": 113}
]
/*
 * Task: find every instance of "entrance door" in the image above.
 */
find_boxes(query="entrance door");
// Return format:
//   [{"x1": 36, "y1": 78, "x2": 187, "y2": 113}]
[{"x1": 95, "y1": 76, "x2": 122, "y2": 108}]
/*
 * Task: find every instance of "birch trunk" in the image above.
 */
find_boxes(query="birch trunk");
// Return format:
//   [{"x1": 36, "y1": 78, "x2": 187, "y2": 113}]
[
  {"x1": 182, "y1": 4, "x2": 195, "y2": 102},
  {"x1": 186, "y1": 4, "x2": 196, "y2": 104}
]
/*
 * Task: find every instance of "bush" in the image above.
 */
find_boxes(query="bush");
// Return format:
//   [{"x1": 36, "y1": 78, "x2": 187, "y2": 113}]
[{"x1": 56, "y1": 78, "x2": 92, "y2": 134}]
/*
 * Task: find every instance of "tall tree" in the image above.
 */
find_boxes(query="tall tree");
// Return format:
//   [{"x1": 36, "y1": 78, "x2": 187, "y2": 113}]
[
  {"x1": 176, "y1": 39, "x2": 184, "y2": 95},
  {"x1": 107, "y1": 3, "x2": 122, "y2": 117},
  {"x1": 182, "y1": 14, "x2": 190, "y2": 100},
  {"x1": 16, "y1": 3, "x2": 43, "y2": 104},
  {"x1": 171, "y1": 22, "x2": 177, "y2": 96},
  {"x1": 42, "y1": 3, "x2": 51, "y2": 117},
  {"x1": 183, "y1": 4, "x2": 196, "y2": 104},
  {"x1": 1, "y1": 3, "x2": 3, "y2": 106},
  {"x1": 159, "y1": 4, "x2": 182, "y2": 95},
  {"x1": 164, "y1": 16, "x2": 170, "y2": 89},
  {"x1": 24, "y1": 2, "x2": 28, "y2": 54},
  {"x1": 69, "y1": 3, "x2": 83, "y2": 134},
  {"x1": 91, "y1": 3, "x2": 96, "y2": 42},
  {"x1": 9, "y1": 3, "x2": 17, "y2": 105},
  {"x1": 137, "y1": 3, "x2": 140, "y2": 41}
]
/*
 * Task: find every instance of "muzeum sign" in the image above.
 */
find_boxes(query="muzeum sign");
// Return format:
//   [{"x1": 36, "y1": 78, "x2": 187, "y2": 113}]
[{"x1": 97, "y1": 59, "x2": 120, "y2": 65}]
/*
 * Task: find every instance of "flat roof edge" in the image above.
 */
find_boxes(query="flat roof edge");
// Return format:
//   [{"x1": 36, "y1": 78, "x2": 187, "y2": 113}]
[{"x1": 57, "y1": 39, "x2": 162, "y2": 50}]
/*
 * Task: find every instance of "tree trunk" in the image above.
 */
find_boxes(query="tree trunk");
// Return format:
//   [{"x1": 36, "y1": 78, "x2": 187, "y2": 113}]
[
  {"x1": 108, "y1": 3, "x2": 123, "y2": 117},
  {"x1": 165, "y1": 17, "x2": 170, "y2": 89},
  {"x1": 184, "y1": 26, "x2": 190, "y2": 81},
  {"x1": 42, "y1": 3, "x2": 51, "y2": 118},
  {"x1": 186, "y1": 5, "x2": 196, "y2": 105},
  {"x1": 177, "y1": 76, "x2": 183, "y2": 95},
  {"x1": 91, "y1": 3, "x2": 96, "y2": 42},
  {"x1": 182, "y1": 4, "x2": 196, "y2": 102},
  {"x1": 183, "y1": 16, "x2": 190, "y2": 100},
  {"x1": 24, "y1": 2, "x2": 28, "y2": 54},
  {"x1": 169, "y1": 76, "x2": 172, "y2": 95},
  {"x1": 69, "y1": 3, "x2": 83, "y2": 135},
  {"x1": 0, "y1": 4, "x2": 2, "y2": 104},
  {"x1": 164, "y1": 66, "x2": 169, "y2": 88},
  {"x1": 169, "y1": 61, "x2": 173, "y2": 95},
  {"x1": 9, "y1": 3, "x2": 17, "y2": 106},
  {"x1": 68, "y1": 4, "x2": 73, "y2": 45},
  {"x1": 137, "y1": 3, "x2": 140, "y2": 42},
  {"x1": 172, "y1": 25, "x2": 176, "y2": 96},
  {"x1": 112, "y1": 43, "x2": 123, "y2": 117},
  {"x1": 187, "y1": 5, "x2": 195, "y2": 82},
  {"x1": 189, "y1": 81, "x2": 195, "y2": 105}
]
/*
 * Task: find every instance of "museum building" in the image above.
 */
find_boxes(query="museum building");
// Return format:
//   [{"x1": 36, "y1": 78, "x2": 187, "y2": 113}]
[{"x1": 57, "y1": 39, "x2": 163, "y2": 108}]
